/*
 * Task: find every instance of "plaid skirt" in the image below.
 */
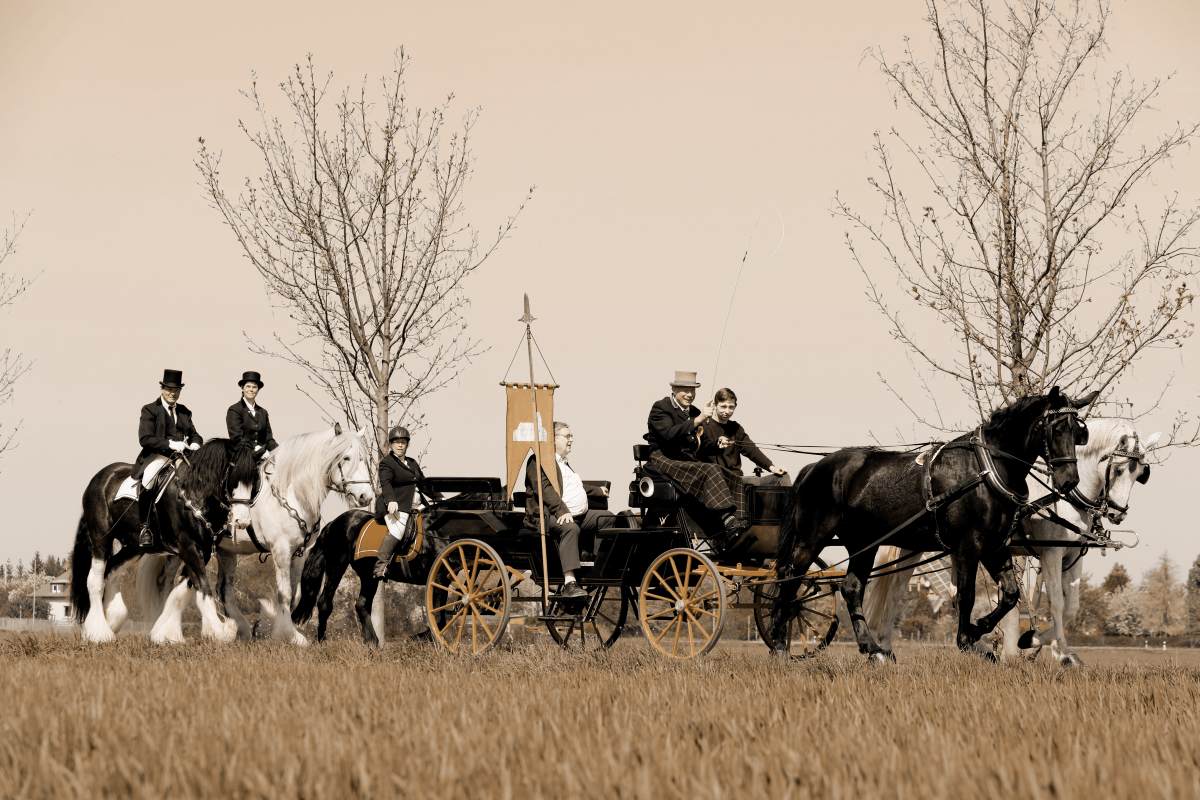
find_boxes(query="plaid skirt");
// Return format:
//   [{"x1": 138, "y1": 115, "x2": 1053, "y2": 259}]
[{"x1": 648, "y1": 452, "x2": 746, "y2": 517}]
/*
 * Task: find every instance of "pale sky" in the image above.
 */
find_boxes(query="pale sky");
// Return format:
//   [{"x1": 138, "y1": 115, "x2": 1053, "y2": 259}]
[{"x1": 1, "y1": 0, "x2": 1197, "y2": 580}]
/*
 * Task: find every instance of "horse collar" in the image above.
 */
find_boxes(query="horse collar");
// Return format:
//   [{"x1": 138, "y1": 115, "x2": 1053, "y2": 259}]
[{"x1": 972, "y1": 428, "x2": 1030, "y2": 506}]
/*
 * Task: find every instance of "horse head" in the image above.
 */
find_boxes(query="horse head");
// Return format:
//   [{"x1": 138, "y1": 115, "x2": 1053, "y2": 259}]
[
  {"x1": 1082, "y1": 424, "x2": 1159, "y2": 525},
  {"x1": 1033, "y1": 386, "x2": 1098, "y2": 494},
  {"x1": 329, "y1": 425, "x2": 375, "y2": 509}
]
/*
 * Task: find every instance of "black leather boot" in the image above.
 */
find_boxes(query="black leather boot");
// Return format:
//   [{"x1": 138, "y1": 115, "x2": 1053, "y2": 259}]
[
  {"x1": 373, "y1": 534, "x2": 400, "y2": 579},
  {"x1": 137, "y1": 490, "x2": 156, "y2": 549}
]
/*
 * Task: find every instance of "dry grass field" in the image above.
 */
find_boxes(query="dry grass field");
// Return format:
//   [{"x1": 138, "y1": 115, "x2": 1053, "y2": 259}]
[{"x1": 1, "y1": 634, "x2": 1197, "y2": 799}]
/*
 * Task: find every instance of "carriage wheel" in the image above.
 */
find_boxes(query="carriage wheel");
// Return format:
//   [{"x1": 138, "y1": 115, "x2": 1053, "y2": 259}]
[
  {"x1": 545, "y1": 585, "x2": 629, "y2": 651},
  {"x1": 425, "y1": 539, "x2": 511, "y2": 655},
  {"x1": 752, "y1": 578, "x2": 838, "y2": 655},
  {"x1": 638, "y1": 548, "x2": 725, "y2": 659}
]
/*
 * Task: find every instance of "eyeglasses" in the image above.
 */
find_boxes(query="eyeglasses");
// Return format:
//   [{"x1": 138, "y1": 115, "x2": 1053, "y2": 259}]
[{"x1": 555, "y1": 434, "x2": 573, "y2": 441}]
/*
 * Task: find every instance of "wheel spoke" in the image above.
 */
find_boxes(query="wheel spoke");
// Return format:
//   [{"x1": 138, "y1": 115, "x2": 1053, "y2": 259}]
[
  {"x1": 649, "y1": 569, "x2": 681, "y2": 602},
  {"x1": 645, "y1": 607, "x2": 677, "y2": 621},
  {"x1": 474, "y1": 582, "x2": 506, "y2": 599},
  {"x1": 457, "y1": 548, "x2": 473, "y2": 592},
  {"x1": 669, "y1": 556, "x2": 687, "y2": 601},
  {"x1": 430, "y1": 581, "x2": 464, "y2": 597},
  {"x1": 430, "y1": 599, "x2": 462, "y2": 614},
  {"x1": 474, "y1": 600, "x2": 504, "y2": 615},
  {"x1": 452, "y1": 605, "x2": 468, "y2": 648},
  {"x1": 440, "y1": 606, "x2": 467, "y2": 639},
  {"x1": 469, "y1": 548, "x2": 481, "y2": 591},
  {"x1": 650, "y1": 613, "x2": 680, "y2": 644}
]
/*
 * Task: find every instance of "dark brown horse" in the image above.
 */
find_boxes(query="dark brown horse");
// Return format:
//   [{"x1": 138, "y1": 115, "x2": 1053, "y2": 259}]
[{"x1": 769, "y1": 387, "x2": 1095, "y2": 661}]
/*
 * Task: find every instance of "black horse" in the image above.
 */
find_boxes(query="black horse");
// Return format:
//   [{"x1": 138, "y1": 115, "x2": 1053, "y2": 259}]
[
  {"x1": 70, "y1": 439, "x2": 256, "y2": 643},
  {"x1": 292, "y1": 508, "x2": 432, "y2": 646},
  {"x1": 769, "y1": 387, "x2": 1096, "y2": 661}
]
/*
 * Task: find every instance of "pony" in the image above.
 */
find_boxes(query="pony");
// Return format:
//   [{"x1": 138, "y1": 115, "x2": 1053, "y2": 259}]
[
  {"x1": 70, "y1": 438, "x2": 255, "y2": 643},
  {"x1": 862, "y1": 419, "x2": 1155, "y2": 665},
  {"x1": 291, "y1": 509, "x2": 416, "y2": 646},
  {"x1": 140, "y1": 425, "x2": 374, "y2": 645},
  {"x1": 768, "y1": 387, "x2": 1095, "y2": 661}
]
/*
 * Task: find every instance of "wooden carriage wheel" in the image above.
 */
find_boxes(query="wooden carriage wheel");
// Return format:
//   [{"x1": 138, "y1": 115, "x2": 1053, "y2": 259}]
[
  {"x1": 425, "y1": 539, "x2": 511, "y2": 655},
  {"x1": 752, "y1": 577, "x2": 839, "y2": 655},
  {"x1": 638, "y1": 548, "x2": 725, "y2": 659},
  {"x1": 545, "y1": 585, "x2": 629, "y2": 651}
]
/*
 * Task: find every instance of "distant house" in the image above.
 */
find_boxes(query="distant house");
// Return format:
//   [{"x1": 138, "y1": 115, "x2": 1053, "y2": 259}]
[{"x1": 31, "y1": 572, "x2": 72, "y2": 623}]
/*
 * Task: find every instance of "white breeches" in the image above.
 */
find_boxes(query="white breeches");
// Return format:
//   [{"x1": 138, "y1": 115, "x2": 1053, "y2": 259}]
[{"x1": 385, "y1": 512, "x2": 410, "y2": 540}]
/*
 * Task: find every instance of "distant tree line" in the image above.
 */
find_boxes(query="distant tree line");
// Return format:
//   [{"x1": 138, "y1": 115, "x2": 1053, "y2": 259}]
[{"x1": 895, "y1": 553, "x2": 1200, "y2": 642}]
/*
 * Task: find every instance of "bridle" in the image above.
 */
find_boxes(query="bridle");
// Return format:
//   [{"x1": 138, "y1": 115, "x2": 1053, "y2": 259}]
[
  {"x1": 1038, "y1": 406, "x2": 1086, "y2": 474},
  {"x1": 330, "y1": 453, "x2": 373, "y2": 505},
  {"x1": 1067, "y1": 432, "x2": 1147, "y2": 522}
]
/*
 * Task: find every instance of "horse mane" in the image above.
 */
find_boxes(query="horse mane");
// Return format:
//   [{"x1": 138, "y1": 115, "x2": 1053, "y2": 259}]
[
  {"x1": 271, "y1": 429, "x2": 365, "y2": 516},
  {"x1": 1078, "y1": 417, "x2": 1138, "y2": 462},
  {"x1": 983, "y1": 393, "x2": 1049, "y2": 431},
  {"x1": 175, "y1": 439, "x2": 237, "y2": 497}
]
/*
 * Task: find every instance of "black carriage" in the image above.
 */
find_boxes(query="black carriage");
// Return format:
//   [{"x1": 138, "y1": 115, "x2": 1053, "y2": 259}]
[{"x1": 407, "y1": 444, "x2": 841, "y2": 658}]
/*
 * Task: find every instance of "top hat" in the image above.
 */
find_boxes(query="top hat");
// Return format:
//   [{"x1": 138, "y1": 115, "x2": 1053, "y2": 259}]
[
  {"x1": 160, "y1": 369, "x2": 185, "y2": 389},
  {"x1": 238, "y1": 371, "x2": 264, "y2": 388},
  {"x1": 388, "y1": 425, "x2": 411, "y2": 442},
  {"x1": 669, "y1": 370, "x2": 701, "y2": 388}
]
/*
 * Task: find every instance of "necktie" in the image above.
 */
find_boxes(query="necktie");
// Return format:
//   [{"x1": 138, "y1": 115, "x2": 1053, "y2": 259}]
[{"x1": 168, "y1": 404, "x2": 177, "y2": 425}]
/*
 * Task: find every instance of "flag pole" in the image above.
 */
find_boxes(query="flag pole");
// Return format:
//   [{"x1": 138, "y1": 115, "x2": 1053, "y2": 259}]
[{"x1": 520, "y1": 294, "x2": 552, "y2": 611}]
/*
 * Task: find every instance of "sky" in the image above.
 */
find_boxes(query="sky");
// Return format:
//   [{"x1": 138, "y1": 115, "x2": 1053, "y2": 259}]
[{"x1": 1, "y1": 0, "x2": 1198, "y2": 580}]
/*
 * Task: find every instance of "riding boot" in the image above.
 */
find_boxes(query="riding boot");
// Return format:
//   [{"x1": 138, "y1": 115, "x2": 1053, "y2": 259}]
[
  {"x1": 373, "y1": 534, "x2": 400, "y2": 579},
  {"x1": 137, "y1": 489, "x2": 156, "y2": 549}
]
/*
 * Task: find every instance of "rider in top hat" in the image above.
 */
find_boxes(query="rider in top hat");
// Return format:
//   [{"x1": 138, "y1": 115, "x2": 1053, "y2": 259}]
[
  {"x1": 644, "y1": 370, "x2": 748, "y2": 543},
  {"x1": 226, "y1": 371, "x2": 279, "y2": 461},
  {"x1": 372, "y1": 425, "x2": 441, "y2": 578},
  {"x1": 132, "y1": 368, "x2": 202, "y2": 548}
]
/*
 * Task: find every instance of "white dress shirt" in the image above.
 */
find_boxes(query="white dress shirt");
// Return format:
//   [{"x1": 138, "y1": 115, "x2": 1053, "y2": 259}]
[{"x1": 556, "y1": 454, "x2": 588, "y2": 515}]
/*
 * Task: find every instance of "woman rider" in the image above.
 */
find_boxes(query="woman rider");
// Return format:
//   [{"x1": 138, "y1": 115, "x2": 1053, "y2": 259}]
[
  {"x1": 699, "y1": 387, "x2": 788, "y2": 484},
  {"x1": 372, "y1": 426, "x2": 440, "y2": 578},
  {"x1": 226, "y1": 371, "x2": 279, "y2": 461}
]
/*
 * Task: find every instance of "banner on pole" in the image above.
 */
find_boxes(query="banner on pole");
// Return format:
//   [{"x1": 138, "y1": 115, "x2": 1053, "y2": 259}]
[{"x1": 504, "y1": 383, "x2": 559, "y2": 499}]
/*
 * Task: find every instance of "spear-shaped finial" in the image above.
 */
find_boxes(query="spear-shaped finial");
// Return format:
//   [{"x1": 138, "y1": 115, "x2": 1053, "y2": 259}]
[{"x1": 519, "y1": 293, "x2": 535, "y2": 325}]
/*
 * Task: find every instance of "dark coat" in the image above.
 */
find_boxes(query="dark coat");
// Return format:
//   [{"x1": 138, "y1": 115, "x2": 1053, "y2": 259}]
[
  {"x1": 226, "y1": 400, "x2": 279, "y2": 456},
  {"x1": 523, "y1": 456, "x2": 569, "y2": 529},
  {"x1": 698, "y1": 419, "x2": 774, "y2": 475},
  {"x1": 375, "y1": 453, "x2": 438, "y2": 523},
  {"x1": 132, "y1": 399, "x2": 202, "y2": 479},
  {"x1": 644, "y1": 396, "x2": 701, "y2": 460},
  {"x1": 522, "y1": 455, "x2": 605, "y2": 529}
]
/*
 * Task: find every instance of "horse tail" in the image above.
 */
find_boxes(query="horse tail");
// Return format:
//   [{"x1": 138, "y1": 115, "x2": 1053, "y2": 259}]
[
  {"x1": 292, "y1": 537, "x2": 327, "y2": 624},
  {"x1": 70, "y1": 516, "x2": 93, "y2": 623},
  {"x1": 862, "y1": 546, "x2": 908, "y2": 635},
  {"x1": 137, "y1": 554, "x2": 177, "y2": 624},
  {"x1": 776, "y1": 462, "x2": 817, "y2": 575}
]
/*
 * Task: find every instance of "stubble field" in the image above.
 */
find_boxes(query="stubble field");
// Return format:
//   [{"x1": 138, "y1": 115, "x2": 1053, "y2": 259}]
[{"x1": 1, "y1": 634, "x2": 1197, "y2": 799}]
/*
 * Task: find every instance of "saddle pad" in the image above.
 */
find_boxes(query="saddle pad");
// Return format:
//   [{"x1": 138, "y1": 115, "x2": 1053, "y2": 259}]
[{"x1": 353, "y1": 516, "x2": 424, "y2": 563}]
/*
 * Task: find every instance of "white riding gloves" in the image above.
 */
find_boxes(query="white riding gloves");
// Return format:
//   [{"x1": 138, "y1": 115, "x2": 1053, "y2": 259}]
[
  {"x1": 168, "y1": 440, "x2": 187, "y2": 453},
  {"x1": 387, "y1": 501, "x2": 399, "y2": 515},
  {"x1": 187, "y1": 442, "x2": 200, "y2": 451}
]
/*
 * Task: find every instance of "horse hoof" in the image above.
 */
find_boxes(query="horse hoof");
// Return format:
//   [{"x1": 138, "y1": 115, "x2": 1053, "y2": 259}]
[
  {"x1": 1061, "y1": 653, "x2": 1084, "y2": 667},
  {"x1": 290, "y1": 631, "x2": 310, "y2": 647},
  {"x1": 868, "y1": 651, "x2": 890, "y2": 665},
  {"x1": 1017, "y1": 630, "x2": 1042, "y2": 650}
]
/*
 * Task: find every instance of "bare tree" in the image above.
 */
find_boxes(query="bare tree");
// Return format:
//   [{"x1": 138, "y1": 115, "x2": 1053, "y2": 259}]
[
  {"x1": 837, "y1": 0, "x2": 1198, "y2": 439},
  {"x1": 197, "y1": 53, "x2": 530, "y2": 455},
  {"x1": 0, "y1": 213, "x2": 33, "y2": 459}
]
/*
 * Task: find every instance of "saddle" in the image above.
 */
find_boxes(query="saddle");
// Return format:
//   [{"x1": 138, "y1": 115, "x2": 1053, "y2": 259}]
[{"x1": 353, "y1": 515, "x2": 425, "y2": 563}]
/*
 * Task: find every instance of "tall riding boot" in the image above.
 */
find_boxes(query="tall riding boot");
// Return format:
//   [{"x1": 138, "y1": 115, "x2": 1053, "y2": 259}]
[
  {"x1": 137, "y1": 489, "x2": 156, "y2": 549},
  {"x1": 373, "y1": 534, "x2": 400, "y2": 579}
]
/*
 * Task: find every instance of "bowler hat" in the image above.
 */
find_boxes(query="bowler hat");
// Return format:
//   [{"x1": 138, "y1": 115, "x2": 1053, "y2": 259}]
[
  {"x1": 238, "y1": 371, "x2": 264, "y2": 388},
  {"x1": 388, "y1": 425, "x2": 411, "y2": 442},
  {"x1": 160, "y1": 369, "x2": 185, "y2": 389},
  {"x1": 669, "y1": 370, "x2": 701, "y2": 388}
]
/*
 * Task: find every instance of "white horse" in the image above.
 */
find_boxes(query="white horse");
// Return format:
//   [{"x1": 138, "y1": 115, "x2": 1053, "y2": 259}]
[
  {"x1": 139, "y1": 425, "x2": 375, "y2": 645},
  {"x1": 863, "y1": 418, "x2": 1155, "y2": 664}
]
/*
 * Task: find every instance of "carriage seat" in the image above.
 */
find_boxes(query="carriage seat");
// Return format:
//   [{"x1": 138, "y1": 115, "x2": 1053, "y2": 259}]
[{"x1": 421, "y1": 477, "x2": 508, "y2": 510}]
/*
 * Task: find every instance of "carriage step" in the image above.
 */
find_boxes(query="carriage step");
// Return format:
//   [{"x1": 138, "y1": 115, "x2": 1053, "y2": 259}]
[{"x1": 537, "y1": 615, "x2": 582, "y2": 623}]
